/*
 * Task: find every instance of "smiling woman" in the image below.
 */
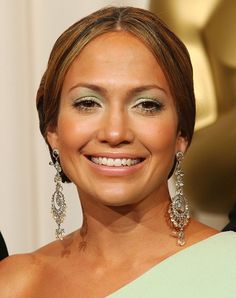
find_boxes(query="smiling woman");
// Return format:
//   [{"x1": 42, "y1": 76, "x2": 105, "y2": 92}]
[
  {"x1": 47, "y1": 31, "x2": 183, "y2": 213},
  {"x1": 0, "y1": 6, "x2": 236, "y2": 298}
]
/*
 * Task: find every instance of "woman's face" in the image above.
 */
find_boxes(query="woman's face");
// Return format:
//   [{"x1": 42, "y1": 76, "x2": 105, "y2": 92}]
[{"x1": 47, "y1": 32, "x2": 187, "y2": 207}]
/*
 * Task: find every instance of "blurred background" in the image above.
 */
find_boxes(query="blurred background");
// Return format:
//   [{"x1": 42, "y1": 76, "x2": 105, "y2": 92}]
[{"x1": 0, "y1": 0, "x2": 235, "y2": 254}]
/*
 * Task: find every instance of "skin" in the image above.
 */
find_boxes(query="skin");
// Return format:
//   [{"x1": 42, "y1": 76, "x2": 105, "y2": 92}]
[{"x1": 0, "y1": 32, "x2": 217, "y2": 297}]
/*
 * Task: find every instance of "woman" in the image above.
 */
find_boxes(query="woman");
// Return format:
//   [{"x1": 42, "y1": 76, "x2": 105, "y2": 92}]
[{"x1": 0, "y1": 6, "x2": 235, "y2": 297}]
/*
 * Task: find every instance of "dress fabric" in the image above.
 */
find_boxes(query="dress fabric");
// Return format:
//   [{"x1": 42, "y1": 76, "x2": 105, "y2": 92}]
[{"x1": 108, "y1": 232, "x2": 236, "y2": 298}]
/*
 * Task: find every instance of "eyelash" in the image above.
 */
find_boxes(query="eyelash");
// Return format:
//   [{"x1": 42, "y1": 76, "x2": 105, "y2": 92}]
[
  {"x1": 72, "y1": 97, "x2": 101, "y2": 111},
  {"x1": 133, "y1": 99, "x2": 164, "y2": 115},
  {"x1": 72, "y1": 97, "x2": 164, "y2": 115}
]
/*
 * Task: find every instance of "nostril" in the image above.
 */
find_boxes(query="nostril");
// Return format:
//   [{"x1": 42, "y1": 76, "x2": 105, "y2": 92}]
[
  {"x1": 96, "y1": 119, "x2": 135, "y2": 145},
  {"x1": 122, "y1": 140, "x2": 131, "y2": 145}
]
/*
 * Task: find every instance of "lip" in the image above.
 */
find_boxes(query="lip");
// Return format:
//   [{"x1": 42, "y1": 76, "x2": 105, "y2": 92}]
[{"x1": 84, "y1": 153, "x2": 147, "y2": 176}]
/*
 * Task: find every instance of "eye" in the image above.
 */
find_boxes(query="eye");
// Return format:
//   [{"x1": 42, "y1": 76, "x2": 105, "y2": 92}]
[
  {"x1": 72, "y1": 97, "x2": 102, "y2": 112},
  {"x1": 133, "y1": 98, "x2": 164, "y2": 115}
]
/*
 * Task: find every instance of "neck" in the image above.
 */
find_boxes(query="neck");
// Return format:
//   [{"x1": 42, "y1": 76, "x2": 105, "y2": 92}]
[{"x1": 76, "y1": 186, "x2": 176, "y2": 263}]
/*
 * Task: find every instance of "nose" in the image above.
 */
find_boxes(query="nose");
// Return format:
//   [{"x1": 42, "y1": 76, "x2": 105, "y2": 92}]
[{"x1": 96, "y1": 108, "x2": 134, "y2": 146}]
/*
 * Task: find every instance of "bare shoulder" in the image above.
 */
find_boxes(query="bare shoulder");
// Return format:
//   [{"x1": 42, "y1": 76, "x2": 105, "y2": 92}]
[
  {"x1": 187, "y1": 219, "x2": 219, "y2": 245},
  {"x1": 0, "y1": 253, "x2": 44, "y2": 297},
  {"x1": 34, "y1": 230, "x2": 79, "y2": 257},
  {"x1": 0, "y1": 233, "x2": 77, "y2": 297},
  {"x1": 0, "y1": 232, "x2": 75, "y2": 297}
]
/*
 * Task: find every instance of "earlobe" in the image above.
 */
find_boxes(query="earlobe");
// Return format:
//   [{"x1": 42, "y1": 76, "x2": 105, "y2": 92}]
[
  {"x1": 176, "y1": 134, "x2": 188, "y2": 154},
  {"x1": 46, "y1": 126, "x2": 59, "y2": 150}
]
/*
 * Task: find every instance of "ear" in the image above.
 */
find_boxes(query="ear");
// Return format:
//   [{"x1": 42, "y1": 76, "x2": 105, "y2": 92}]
[
  {"x1": 176, "y1": 132, "x2": 188, "y2": 154},
  {"x1": 46, "y1": 124, "x2": 59, "y2": 150}
]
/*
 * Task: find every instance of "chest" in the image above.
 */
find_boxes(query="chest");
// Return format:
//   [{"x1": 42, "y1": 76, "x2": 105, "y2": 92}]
[{"x1": 35, "y1": 259, "x2": 156, "y2": 298}]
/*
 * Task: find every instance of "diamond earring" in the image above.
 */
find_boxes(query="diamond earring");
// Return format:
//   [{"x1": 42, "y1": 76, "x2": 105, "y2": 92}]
[
  {"x1": 169, "y1": 151, "x2": 190, "y2": 246},
  {"x1": 49, "y1": 149, "x2": 67, "y2": 240}
]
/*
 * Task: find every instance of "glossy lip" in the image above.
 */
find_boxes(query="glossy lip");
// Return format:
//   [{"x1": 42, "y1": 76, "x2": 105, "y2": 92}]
[{"x1": 84, "y1": 153, "x2": 147, "y2": 176}]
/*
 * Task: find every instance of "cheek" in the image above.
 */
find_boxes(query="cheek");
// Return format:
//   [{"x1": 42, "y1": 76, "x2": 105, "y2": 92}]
[
  {"x1": 135, "y1": 117, "x2": 178, "y2": 153},
  {"x1": 56, "y1": 113, "x2": 95, "y2": 151}
]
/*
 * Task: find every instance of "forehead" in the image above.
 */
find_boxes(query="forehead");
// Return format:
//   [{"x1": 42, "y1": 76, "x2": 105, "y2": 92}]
[{"x1": 62, "y1": 31, "x2": 171, "y2": 95}]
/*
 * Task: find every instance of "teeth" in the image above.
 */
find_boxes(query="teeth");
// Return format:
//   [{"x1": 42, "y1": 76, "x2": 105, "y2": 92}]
[
  {"x1": 122, "y1": 159, "x2": 127, "y2": 166},
  {"x1": 90, "y1": 157, "x2": 142, "y2": 167}
]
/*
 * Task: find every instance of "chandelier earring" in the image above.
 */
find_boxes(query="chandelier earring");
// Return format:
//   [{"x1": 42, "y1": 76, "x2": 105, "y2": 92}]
[
  {"x1": 49, "y1": 149, "x2": 67, "y2": 240},
  {"x1": 168, "y1": 151, "x2": 190, "y2": 246}
]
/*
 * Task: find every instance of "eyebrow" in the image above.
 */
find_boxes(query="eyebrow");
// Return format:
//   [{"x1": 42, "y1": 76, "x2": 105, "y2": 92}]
[{"x1": 68, "y1": 83, "x2": 167, "y2": 96}]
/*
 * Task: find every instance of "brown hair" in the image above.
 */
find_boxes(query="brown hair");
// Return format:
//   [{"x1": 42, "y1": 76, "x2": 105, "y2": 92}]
[{"x1": 36, "y1": 6, "x2": 195, "y2": 182}]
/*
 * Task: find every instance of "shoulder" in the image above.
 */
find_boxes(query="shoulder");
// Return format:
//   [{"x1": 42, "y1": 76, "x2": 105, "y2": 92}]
[
  {"x1": 187, "y1": 219, "x2": 236, "y2": 247},
  {"x1": 189, "y1": 232, "x2": 236, "y2": 290},
  {"x1": 0, "y1": 234, "x2": 76, "y2": 297},
  {"x1": 185, "y1": 231, "x2": 236, "y2": 271},
  {"x1": 203, "y1": 231, "x2": 236, "y2": 252},
  {"x1": 185, "y1": 219, "x2": 218, "y2": 246},
  {"x1": 34, "y1": 230, "x2": 78, "y2": 258},
  {"x1": 0, "y1": 253, "x2": 45, "y2": 297}
]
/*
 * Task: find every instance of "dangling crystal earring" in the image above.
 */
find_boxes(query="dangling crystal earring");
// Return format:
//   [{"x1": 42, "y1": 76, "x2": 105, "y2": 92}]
[
  {"x1": 49, "y1": 149, "x2": 67, "y2": 240},
  {"x1": 168, "y1": 151, "x2": 190, "y2": 246}
]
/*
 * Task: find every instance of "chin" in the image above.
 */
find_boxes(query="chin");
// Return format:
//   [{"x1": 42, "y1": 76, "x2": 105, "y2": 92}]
[
  {"x1": 94, "y1": 190, "x2": 142, "y2": 208},
  {"x1": 104, "y1": 200, "x2": 133, "y2": 208},
  {"x1": 104, "y1": 200, "x2": 141, "y2": 215}
]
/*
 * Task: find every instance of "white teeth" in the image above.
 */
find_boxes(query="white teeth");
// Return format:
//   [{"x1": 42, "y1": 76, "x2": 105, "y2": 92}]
[
  {"x1": 114, "y1": 159, "x2": 122, "y2": 166},
  {"x1": 102, "y1": 157, "x2": 107, "y2": 165},
  {"x1": 122, "y1": 158, "x2": 127, "y2": 166},
  {"x1": 107, "y1": 158, "x2": 113, "y2": 166},
  {"x1": 90, "y1": 157, "x2": 142, "y2": 167},
  {"x1": 126, "y1": 159, "x2": 131, "y2": 166}
]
